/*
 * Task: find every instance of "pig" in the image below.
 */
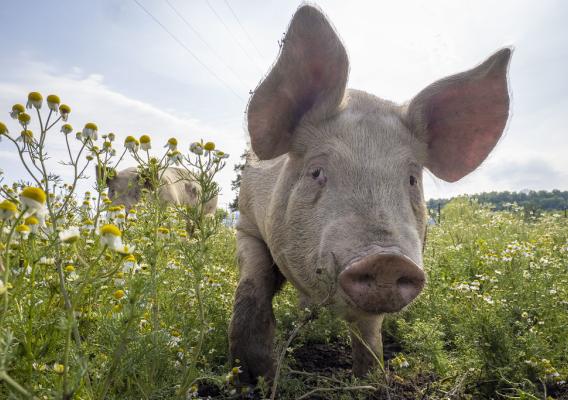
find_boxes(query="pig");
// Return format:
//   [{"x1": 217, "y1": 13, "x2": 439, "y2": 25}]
[
  {"x1": 229, "y1": 4, "x2": 511, "y2": 383},
  {"x1": 100, "y1": 166, "x2": 218, "y2": 213}
]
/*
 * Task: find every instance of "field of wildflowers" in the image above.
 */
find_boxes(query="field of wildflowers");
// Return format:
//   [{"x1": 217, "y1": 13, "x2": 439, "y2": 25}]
[{"x1": 0, "y1": 93, "x2": 567, "y2": 399}]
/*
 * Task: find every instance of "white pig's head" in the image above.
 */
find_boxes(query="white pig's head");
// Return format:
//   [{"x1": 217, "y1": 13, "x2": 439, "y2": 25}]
[{"x1": 247, "y1": 5, "x2": 511, "y2": 316}]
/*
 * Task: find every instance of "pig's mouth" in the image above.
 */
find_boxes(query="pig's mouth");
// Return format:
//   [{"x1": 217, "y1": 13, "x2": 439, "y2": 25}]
[{"x1": 337, "y1": 247, "x2": 425, "y2": 314}]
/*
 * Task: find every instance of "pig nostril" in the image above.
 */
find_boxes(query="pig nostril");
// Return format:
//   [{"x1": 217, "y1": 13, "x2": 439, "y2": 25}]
[{"x1": 396, "y1": 276, "x2": 421, "y2": 303}]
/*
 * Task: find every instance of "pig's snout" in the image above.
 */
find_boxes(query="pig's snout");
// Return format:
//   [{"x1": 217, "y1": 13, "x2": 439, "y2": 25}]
[{"x1": 339, "y1": 252, "x2": 425, "y2": 313}]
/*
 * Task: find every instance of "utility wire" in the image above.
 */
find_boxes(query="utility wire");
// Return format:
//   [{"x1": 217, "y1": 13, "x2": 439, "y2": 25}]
[
  {"x1": 222, "y1": 0, "x2": 266, "y2": 60},
  {"x1": 132, "y1": 0, "x2": 245, "y2": 102},
  {"x1": 204, "y1": 0, "x2": 264, "y2": 74},
  {"x1": 164, "y1": 0, "x2": 251, "y2": 91}
]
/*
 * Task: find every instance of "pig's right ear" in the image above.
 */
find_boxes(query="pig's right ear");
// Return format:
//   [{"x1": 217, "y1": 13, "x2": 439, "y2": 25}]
[
  {"x1": 95, "y1": 165, "x2": 116, "y2": 186},
  {"x1": 407, "y1": 48, "x2": 512, "y2": 182},
  {"x1": 247, "y1": 5, "x2": 349, "y2": 160}
]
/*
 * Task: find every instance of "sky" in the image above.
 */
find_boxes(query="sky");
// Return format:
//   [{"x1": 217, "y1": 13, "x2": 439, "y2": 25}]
[{"x1": 0, "y1": 0, "x2": 567, "y2": 208}]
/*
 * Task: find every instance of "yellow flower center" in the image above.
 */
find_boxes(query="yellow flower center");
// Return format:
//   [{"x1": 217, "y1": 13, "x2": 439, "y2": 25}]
[
  {"x1": 139, "y1": 135, "x2": 151, "y2": 144},
  {"x1": 12, "y1": 104, "x2": 25, "y2": 113},
  {"x1": 0, "y1": 200, "x2": 17, "y2": 212},
  {"x1": 0, "y1": 122, "x2": 8, "y2": 135},
  {"x1": 24, "y1": 216, "x2": 39, "y2": 225},
  {"x1": 157, "y1": 227, "x2": 170, "y2": 235},
  {"x1": 203, "y1": 142, "x2": 215, "y2": 151},
  {"x1": 21, "y1": 130, "x2": 33, "y2": 139},
  {"x1": 113, "y1": 289, "x2": 125, "y2": 299},
  {"x1": 18, "y1": 113, "x2": 31, "y2": 124},
  {"x1": 53, "y1": 363, "x2": 65, "y2": 374},
  {"x1": 125, "y1": 135, "x2": 136, "y2": 143},
  {"x1": 16, "y1": 224, "x2": 30, "y2": 233},
  {"x1": 47, "y1": 94, "x2": 60, "y2": 104},
  {"x1": 59, "y1": 104, "x2": 71, "y2": 114},
  {"x1": 124, "y1": 254, "x2": 136, "y2": 262},
  {"x1": 21, "y1": 187, "x2": 47, "y2": 204},
  {"x1": 28, "y1": 92, "x2": 43, "y2": 102},
  {"x1": 101, "y1": 224, "x2": 122, "y2": 237},
  {"x1": 84, "y1": 122, "x2": 98, "y2": 131},
  {"x1": 65, "y1": 265, "x2": 75, "y2": 272}
]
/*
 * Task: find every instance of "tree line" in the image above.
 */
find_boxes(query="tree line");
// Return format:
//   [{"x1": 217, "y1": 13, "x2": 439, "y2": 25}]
[{"x1": 427, "y1": 190, "x2": 568, "y2": 212}]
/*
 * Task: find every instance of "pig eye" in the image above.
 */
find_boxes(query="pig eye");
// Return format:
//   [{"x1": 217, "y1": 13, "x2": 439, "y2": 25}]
[
  {"x1": 310, "y1": 167, "x2": 326, "y2": 186},
  {"x1": 409, "y1": 175, "x2": 417, "y2": 186}
]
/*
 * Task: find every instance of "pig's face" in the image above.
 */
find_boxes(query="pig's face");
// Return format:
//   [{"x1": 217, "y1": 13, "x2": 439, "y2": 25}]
[
  {"x1": 105, "y1": 168, "x2": 142, "y2": 211},
  {"x1": 279, "y1": 94, "x2": 428, "y2": 315},
  {"x1": 247, "y1": 6, "x2": 511, "y2": 316}
]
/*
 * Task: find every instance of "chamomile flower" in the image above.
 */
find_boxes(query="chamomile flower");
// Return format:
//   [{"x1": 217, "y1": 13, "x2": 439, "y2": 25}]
[
  {"x1": 168, "y1": 150, "x2": 183, "y2": 165},
  {"x1": 0, "y1": 122, "x2": 8, "y2": 141},
  {"x1": 107, "y1": 132, "x2": 115, "y2": 142},
  {"x1": 16, "y1": 129, "x2": 33, "y2": 144},
  {"x1": 214, "y1": 150, "x2": 229, "y2": 159},
  {"x1": 16, "y1": 224, "x2": 31, "y2": 239},
  {"x1": 24, "y1": 216, "x2": 40, "y2": 233},
  {"x1": 114, "y1": 272, "x2": 125, "y2": 287},
  {"x1": 60, "y1": 124, "x2": 73, "y2": 135},
  {"x1": 17, "y1": 112, "x2": 31, "y2": 128},
  {"x1": 124, "y1": 136, "x2": 139, "y2": 152},
  {"x1": 122, "y1": 254, "x2": 140, "y2": 274},
  {"x1": 139, "y1": 134, "x2": 151, "y2": 151},
  {"x1": 27, "y1": 92, "x2": 43, "y2": 110},
  {"x1": 52, "y1": 363, "x2": 65, "y2": 374},
  {"x1": 127, "y1": 209, "x2": 137, "y2": 221},
  {"x1": 115, "y1": 213, "x2": 126, "y2": 226},
  {"x1": 165, "y1": 137, "x2": 177, "y2": 151},
  {"x1": 157, "y1": 227, "x2": 170, "y2": 239},
  {"x1": 46, "y1": 95, "x2": 61, "y2": 112},
  {"x1": 115, "y1": 243, "x2": 135, "y2": 255},
  {"x1": 59, "y1": 226, "x2": 80, "y2": 243},
  {"x1": 0, "y1": 200, "x2": 18, "y2": 220},
  {"x1": 99, "y1": 224, "x2": 123, "y2": 250},
  {"x1": 82, "y1": 123, "x2": 98, "y2": 141},
  {"x1": 189, "y1": 142, "x2": 203, "y2": 155},
  {"x1": 20, "y1": 187, "x2": 47, "y2": 215},
  {"x1": 113, "y1": 289, "x2": 125, "y2": 299},
  {"x1": 203, "y1": 141, "x2": 215, "y2": 151},
  {"x1": 9, "y1": 104, "x2": 25, "y2": 119},
  {"x1": 82, "y1": 219, "x2": 95, "y2": 232},
  {"x1": 39, "y1": 257, "x2": 55, "y2": 266},
  {"x1": 59, "y1": 104, "x2": 71, "y2": 121}
]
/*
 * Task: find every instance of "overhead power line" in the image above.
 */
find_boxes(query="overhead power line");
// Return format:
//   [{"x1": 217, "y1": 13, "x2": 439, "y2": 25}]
[
  {"x1": 164, "y1": 0, "x2": 251, "y2": 91},
  {"x1": 222, "y1": 0, "x2": 266, "y2": 60},
  {"x1": 204, "y1": 0, "x2": 264, "y2": 74},
  {"x1": 132, "y1": 0, "x2": 245, "y2": 102}
]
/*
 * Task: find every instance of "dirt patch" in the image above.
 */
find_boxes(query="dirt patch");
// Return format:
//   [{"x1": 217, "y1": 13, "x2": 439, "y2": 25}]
[{"x1": 290, "y1": 334, "x2": 402, "y2": 374}]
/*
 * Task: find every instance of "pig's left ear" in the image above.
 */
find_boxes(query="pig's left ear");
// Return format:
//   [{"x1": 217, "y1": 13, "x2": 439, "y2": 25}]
[
  {"x1": 247, "y1": 5, "x2": 349, "y2": 160},
  {"x1": 407, "y1": 48, "x2": 512, "y2": 182}
]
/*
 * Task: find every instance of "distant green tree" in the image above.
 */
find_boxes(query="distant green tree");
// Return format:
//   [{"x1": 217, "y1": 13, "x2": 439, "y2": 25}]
[{"x1": 229, "y1": 150, "x2": 249, "y2": 212}]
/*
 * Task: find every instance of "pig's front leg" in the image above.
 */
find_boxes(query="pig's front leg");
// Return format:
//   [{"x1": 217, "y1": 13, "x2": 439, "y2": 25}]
[
  {"x1": 350, "y1": 314, "x2": 384, "y2": 377},
  {"x1": 229, "y1": 231, "x2": 285, "y2": 384}
]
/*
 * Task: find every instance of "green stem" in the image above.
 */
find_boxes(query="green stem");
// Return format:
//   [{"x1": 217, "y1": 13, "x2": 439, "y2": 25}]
[{"x1": 0, "y1": 371, "x2": 34, "y2": 399}]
